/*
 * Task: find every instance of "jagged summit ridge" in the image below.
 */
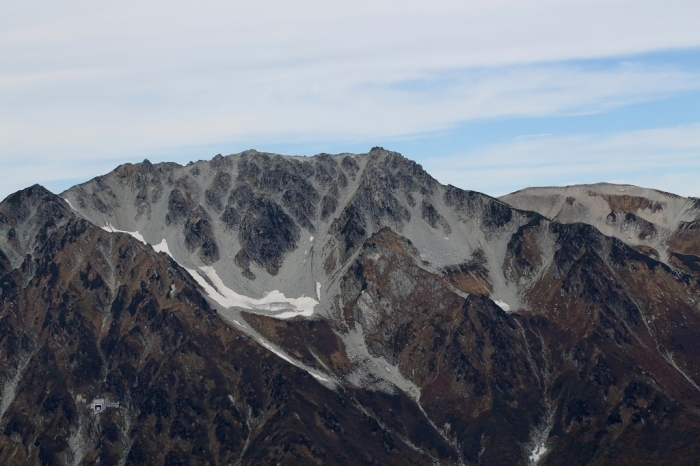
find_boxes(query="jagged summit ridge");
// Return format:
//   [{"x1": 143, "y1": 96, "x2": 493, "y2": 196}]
[{"x1": 62, "y1": 148, "x2": 531, "y2": 321}]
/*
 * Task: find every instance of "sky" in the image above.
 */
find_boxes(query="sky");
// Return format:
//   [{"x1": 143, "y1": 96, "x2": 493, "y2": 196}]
[{"x1": 1, "y1": 0, "x2": 700, "y2": 200}]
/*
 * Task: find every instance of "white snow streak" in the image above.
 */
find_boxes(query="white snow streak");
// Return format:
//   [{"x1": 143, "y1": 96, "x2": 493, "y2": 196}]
[
  {"x1": 310, "y1": 372, "x2": 330, "y2": 383},
  {"x1": 259, "y1": 340, "x2": 294, "y2": 365},
  {"x1": 100, "y1": 229, "x2": 317, "y2": 318},
  {"x1": 63, "y1": 198, "x2": 80, "y2": 213},
  {"x1": 152, "y1": 238, "x2": 173, "y2": 258},
  {"x1": 101, "y1": 223, "x2": 146, "y2": 244},
  {"x1": 184, "y1": 265, "x2": 318, "y2": 319},
  {"x1": 258, "y1": 340, "x2": 330, "y2": 382},
  {"x1": 232, "y1": 319, "x2": 246, "y2": 328},
  {"x1": 493, "y1": 299, "x2": 511, "y2": 312}
]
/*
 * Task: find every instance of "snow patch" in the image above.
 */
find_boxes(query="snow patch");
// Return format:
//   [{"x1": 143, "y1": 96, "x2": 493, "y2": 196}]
[
  {"x1": 258, "y1": 340, "x2": 330, "y2": 382},
  {"x1": 152, "y1": 238, "x2": 173, "y2": 258},
  {"x1": 63, "y1": 198, "x2": 80, "y2": 213},
  {"x1": 101, "y1": 223, "x2": 146, "y2": 244},
  {"x1": 529, "y1": 443, "x2": 547, "y2": 464},
  {"x1": 316, "y1": 282, "x2": 322, "y2": 300},
  {"x1": 527, "y1": 405, "x2": 553, "y2": 465},
  {"x1": 311, "y1": 372, "x2": 330, "y2": 383},
  {"x1": 493, "y1": 299, "x2": 511, "y2": 312},
  {"x1": 232, "y1": 319, "x2": 246, "y2": 329},
  {"x1": 309, "y1": 236, "x2": 314, "y2": 242},
  {"x1": 184, "y1": 265, "x2": 318, "y2": 319}
]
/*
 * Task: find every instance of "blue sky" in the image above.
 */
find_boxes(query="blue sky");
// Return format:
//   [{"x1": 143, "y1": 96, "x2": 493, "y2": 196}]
[{"x1": 1, "y1": 0, "x2": 700, "y2": 199}]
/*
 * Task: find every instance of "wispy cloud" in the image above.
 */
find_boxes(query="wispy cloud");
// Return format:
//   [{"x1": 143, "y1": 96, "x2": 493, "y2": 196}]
[
  {"x1": 1, "y1": 1, "x2": 699, "y2": 199},
  {"x1": 2, "y1": 60, "x2": 698, "y2": 151}
]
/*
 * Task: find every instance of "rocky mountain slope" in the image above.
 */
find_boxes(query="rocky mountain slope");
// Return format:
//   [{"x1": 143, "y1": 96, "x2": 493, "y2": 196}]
[
  {"x1": 0, "y1": 185, "x2": 459, "y2": 465},
  {"x1": 501, "y1": 183, "x2": 700, "y2": 273},
  {"x1": 2, "y1": 148, "x2": 700, "y2": 465}
]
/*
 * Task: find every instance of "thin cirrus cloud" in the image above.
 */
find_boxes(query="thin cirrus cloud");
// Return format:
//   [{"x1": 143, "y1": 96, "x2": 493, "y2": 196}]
[{"x1": 1, "y1": 0, "x2": 699, "y2": 199}]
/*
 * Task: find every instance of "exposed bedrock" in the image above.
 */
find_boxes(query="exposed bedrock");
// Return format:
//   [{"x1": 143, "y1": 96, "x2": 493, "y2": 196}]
[
  {"x1": 237, "y1": 197, "x2": 300, "y2": 276},
  {"x1": 46, "y1": 149, "x2": 700, "y2": 464},
  {"x1": 183, "y1": 207, "x2": 220, "y2": 265}
]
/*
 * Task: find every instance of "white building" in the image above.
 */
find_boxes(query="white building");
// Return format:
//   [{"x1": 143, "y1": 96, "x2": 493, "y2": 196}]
[
  {"x1": 90, "y1": 398, "x2": 119, "y2": 414},
  {"x1": 90, "y1": 398, "x2": 105, "y2": 413}
]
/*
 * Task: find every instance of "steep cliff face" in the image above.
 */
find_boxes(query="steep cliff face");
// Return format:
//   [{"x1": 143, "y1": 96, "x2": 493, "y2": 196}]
[{"x1": 3, "y1": 151, "x2": 700, "y2": 465}]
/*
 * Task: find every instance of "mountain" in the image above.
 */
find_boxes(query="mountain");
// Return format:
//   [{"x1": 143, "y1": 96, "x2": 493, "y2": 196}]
[
  {"x1": 0, "y1": 184, "x2": 457, "y2": 465},
  {"x1": 2, "y1": 148, "x2": 700, "y2": 465},
  {"x1": 501, "y1": 183, "x2": 700, "y2": 273}
]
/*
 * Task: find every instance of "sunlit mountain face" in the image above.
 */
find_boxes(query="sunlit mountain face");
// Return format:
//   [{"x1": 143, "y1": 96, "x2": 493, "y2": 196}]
[{"x1": 2, "y1": 149, "x2": 700, "y2": 465}]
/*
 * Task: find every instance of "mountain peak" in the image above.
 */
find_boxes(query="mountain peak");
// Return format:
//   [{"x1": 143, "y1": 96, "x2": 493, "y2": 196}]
[{"x1": 3, "y1": 183, "x2": 58, "y2": 206}]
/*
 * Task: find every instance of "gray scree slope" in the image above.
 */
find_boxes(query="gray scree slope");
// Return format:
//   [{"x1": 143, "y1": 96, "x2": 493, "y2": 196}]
[{"x1": 62, "y1": 148, "x2": 538, "y2": 320}]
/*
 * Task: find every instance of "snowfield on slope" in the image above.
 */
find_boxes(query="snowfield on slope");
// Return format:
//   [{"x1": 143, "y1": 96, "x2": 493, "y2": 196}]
[
  {"x1": 101, "y1": 223, "x2": 146, "y2": 244},
  {"x1": 108, "y1": 233, "x2": 319, "y2": 319},
  {"x1": 194, "y1": 266, "x2": 318, "y2": 318},
  {"x1": 493, "y1": 299, "x2": 511, "y2": 312}
]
